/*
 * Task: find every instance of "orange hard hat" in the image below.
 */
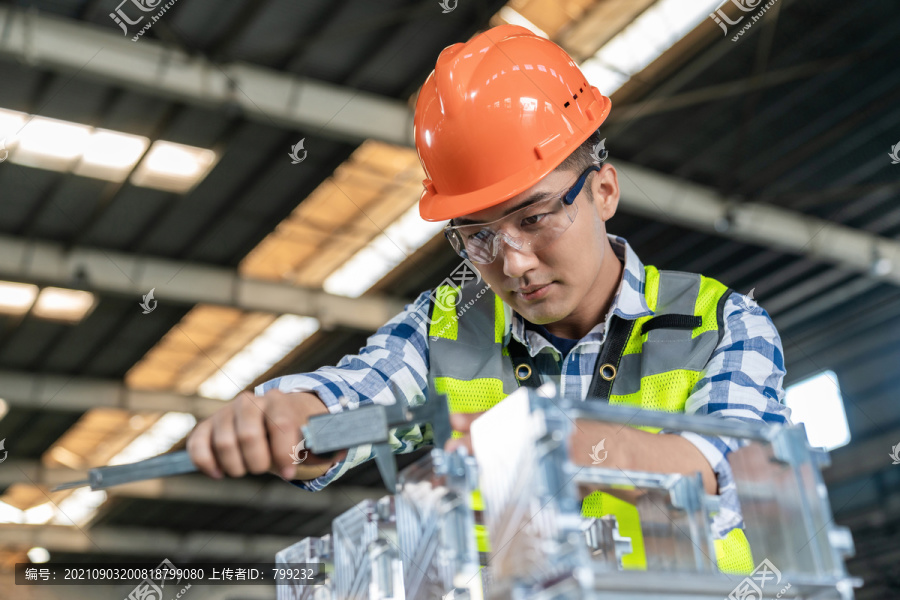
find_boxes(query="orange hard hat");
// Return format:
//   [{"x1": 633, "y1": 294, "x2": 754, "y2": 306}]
[{"x1": 415, "y1": 24, "x2": 612, "y2": 222}]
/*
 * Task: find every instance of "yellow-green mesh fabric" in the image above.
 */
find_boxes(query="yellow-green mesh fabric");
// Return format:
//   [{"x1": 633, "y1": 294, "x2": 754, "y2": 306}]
[
  {"x1": 714, "y1": 528, "x2": 754, "y2": 574},
  {"x1": 472, "y1": 489, "x2": 491, "y2": 553},
  {"x1": 693, "y1": 275, "x2": 728, "y2": 338},
  {"x1": 429, "y1": 284, "x2": 460, "y2": 340},
  {"x1": 621, "y1": 315, "x2": 653, "y2": 357},
  {"x1": 435, "y1": 376, "x2": 505, "y2": 439},
  {"x1": 475, "y1": 524, "x2": 491, "y2": 553},
  {"x1": 582, "y1": 491, "x2": 647, "y2": 570},
  {"x1": 471, "y1": 489, "x2": 485, "y2": 511},
  {"x1": 644, "y1": 265, "x2": 661, "y2": 312},
  {"x1": 610, "y1": 370, "x2": 700, "y2": 416},
  {"x1": 436, "y1": 377, "x2": 505, "y2": 414},
  {"x1": 494, "y1": 294, "x2": 505, "y2": 343}
]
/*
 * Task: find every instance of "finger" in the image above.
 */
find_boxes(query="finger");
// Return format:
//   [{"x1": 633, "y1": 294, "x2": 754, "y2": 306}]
[
  {"x1": 187, "y1": 418, "x2": 222, "y2": 479},
  {"x1": 211, "y1": 406, "x2": 247, "y2": 478},
  {"x1": 450, "y1": 412, "x2": 479, "y2": 433},
  {"x1": 280, "y1": 449, "x2": 349, "y2": 482},
  {"x1": 305, "y1": 448, "x2": 349, "y2": 465},
  {"x1": 234, "y1": 392, "x2": 271, "y2": 475},
  {"x1": 264, "y1": 394, "x2": 302, "y2": 480}
]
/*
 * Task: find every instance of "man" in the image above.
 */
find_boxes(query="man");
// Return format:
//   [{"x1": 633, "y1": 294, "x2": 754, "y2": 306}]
[{"x1": 187, "y1": 25, "x2": 789, "y2": 573}]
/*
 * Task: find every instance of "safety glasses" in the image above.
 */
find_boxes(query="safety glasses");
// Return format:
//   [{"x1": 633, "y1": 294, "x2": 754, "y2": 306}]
[{"x1": 444, "y1": 165, "x2": 599, "y2": 264}]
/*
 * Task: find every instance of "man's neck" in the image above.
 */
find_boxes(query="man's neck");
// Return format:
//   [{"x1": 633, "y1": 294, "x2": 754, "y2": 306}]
[{"x1": 543, "y1": 240, "x2": 624, "y2": 340}]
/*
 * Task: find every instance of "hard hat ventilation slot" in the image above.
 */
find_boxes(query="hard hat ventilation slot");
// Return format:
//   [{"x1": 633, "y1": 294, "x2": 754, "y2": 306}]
[{"x1": 564, "y1": 88, "x2": 585, "y2": 109}]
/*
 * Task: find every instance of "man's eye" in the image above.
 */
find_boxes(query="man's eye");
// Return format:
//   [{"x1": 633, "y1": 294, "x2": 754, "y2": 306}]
[{"x1": 521, "y1": 213, "x2": 548, "y2": 227}]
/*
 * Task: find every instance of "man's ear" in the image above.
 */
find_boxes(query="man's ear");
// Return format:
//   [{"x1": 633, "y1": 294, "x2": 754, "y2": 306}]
[{"x1": 590, "y1": 163, "x2": 620, "y2": 221}]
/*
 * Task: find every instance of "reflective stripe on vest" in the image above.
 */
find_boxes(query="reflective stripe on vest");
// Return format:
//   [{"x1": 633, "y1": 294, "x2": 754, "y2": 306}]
[{"x1": 427, "y1": 266, "x2": 754, "y2": 574}]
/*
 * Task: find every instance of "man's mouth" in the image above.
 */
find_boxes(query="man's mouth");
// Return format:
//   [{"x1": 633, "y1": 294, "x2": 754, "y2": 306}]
[{"x1": 515, "y1": 283, "x2": 553, "y2": 301}]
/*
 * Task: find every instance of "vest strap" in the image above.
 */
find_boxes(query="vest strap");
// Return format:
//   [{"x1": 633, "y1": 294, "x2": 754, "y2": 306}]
[
  {"x1": 507, "y1": 338, "x2": 542, "y2": 388},
  {"x1": 588, "y1": 315, "x2": 636, "y2": 402},
  {"x1": 640, "y1": 314, "x2": 702, "y2": 335}
]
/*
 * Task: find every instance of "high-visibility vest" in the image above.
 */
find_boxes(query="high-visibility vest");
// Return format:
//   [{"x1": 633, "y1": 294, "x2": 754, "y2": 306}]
[{"x1": 426, "y1": 265, "x2": 754, "y2": 574}]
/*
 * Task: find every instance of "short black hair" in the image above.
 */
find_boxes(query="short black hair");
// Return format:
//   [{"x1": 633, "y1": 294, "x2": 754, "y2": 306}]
[{"x1": 555, "y1": 128, "x2": 606, "y2": 174}]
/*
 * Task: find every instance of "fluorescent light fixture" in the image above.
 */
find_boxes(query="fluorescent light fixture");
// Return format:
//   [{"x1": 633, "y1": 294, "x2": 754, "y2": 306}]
[
  {"x1": 109, "y1": 412, "x2": 198, "y2": 466},
  {"x1": 24, "y1": 502, "x2": 54, "y2": 525},
  {"x1": 199, "y1": 315, "x2": 321, "y2": 400},
  {"x1": 581, "y1": 0, "x2": 725, "y2": 95},
  {"x1": 27, "y1": 547, "x2": 51, "y2": 564},
  {"x1": 497, "y1": 6, "x2": 548, "y2": 38},
  {"x1": 0, "y1": 397, "x2": 8, "y2": 421},
  {"x1": 14, "y1": 116, "x2": 91, "y2": 171},
  {"x1": 0, "y1": 501, "x2": 24, "y2": 524},
  {"x1": 52, "y1": 487, "x2": 107, "y2": 526},
  {"x1": 0, "y1": 108, "x2": 26, "y2": 148},
  {"x1": 324, "y1": 204, "x2": 446, "y2": 298},
  {"x1": 0, "y1": 280, "x2": 38, "y2": 315},
  {"x1": 75, "y1": 129, "x2": 150, "y2": 182},
  {"x1": 785, "y1": 370, "x2": 851, "y2": 451},
  {"x1": 31, "y1": 287, "x2": 96, "y2": 323},
  {"x1": 131, "y1": 140, "x2": 217, "y2": 193},
  {"x1": 0, "y1": 106, "x2": 215, "y2": 191},
  {"x1": 0, "y1": 501, "x2": 56, "y2": 525}
]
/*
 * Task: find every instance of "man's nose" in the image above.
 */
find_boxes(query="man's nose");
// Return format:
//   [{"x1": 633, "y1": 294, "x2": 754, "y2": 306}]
[{"x1": 499, "y1": 237, "x2": 538, "y2": 279}]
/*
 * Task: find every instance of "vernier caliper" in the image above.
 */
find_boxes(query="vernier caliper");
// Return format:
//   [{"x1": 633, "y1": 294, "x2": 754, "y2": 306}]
[
  {"x1": 301, "y1": 392, "x2": 450, "y2": 493},
  {"x1": 52, "y1": 451, "x2": 197, "y2": 492},
  {"x1": 53, "y1": 392, "x2": 450, "y2": 494}
]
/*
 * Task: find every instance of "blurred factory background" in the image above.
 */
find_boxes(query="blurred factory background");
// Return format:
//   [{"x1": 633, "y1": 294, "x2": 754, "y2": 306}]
[{"x1": 0, "y1": 0, "x2": 898, "y2": 598}]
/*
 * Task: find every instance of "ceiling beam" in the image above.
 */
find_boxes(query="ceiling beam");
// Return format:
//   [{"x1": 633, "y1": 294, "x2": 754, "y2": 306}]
[
  {"x1": 0, "y1": 523, "x2": 298, "y2": 560},
  {"x1": 0, "y1": 7, "x2": 413, "y2": 147},
  {"x1": 0, "y1": 235, "x2": 408, "y2": 331},
  {"x1": 1, "y1": 459, "x2": 381, "y2": 511},
  {"x1": 0, "y1": 370, "x2": 225, "y2": 416},
  {"x1": 614, "y1": 162, "x2": 900, "y2": 287}
]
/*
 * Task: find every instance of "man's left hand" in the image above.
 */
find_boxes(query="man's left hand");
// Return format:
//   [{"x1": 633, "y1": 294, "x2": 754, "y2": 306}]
[{"x1": 443, "y1": 412, "x2": 483, "y2": 454}]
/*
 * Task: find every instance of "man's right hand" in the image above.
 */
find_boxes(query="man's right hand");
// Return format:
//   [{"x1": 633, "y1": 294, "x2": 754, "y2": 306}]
[{"x1": 187, "y1": 389, "x2": 346, "y2": 482}]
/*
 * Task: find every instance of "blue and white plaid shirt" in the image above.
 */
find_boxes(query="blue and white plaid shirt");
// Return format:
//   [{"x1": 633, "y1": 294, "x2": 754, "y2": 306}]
[{"x1": 258, "y1": 235, "x2": 791, "y2": 537}]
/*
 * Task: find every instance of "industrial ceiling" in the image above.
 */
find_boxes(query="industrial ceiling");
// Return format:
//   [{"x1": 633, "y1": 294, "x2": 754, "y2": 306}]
[{"x1": 0, "y1": 0, "x2": 899, "y2": 598}]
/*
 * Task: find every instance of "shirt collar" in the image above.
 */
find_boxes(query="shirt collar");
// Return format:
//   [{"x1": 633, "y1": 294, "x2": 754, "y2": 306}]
[{"x1": 505, "y1": 234, "x2": 654, "y2": 351}]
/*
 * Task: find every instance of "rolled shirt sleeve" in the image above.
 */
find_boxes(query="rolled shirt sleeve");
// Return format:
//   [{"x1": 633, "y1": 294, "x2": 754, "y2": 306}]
[
  {"x1": 663, "y1": 291, "x2": 792, "y2": 538},
  {"x1": 255, "y1": 291, "x2": 434, "y2": 491}
]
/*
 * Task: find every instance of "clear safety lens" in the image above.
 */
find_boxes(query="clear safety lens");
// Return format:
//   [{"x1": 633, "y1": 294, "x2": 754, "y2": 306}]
[{"x1": 445, "y1": 196, "x2": 578, "y2": 264}]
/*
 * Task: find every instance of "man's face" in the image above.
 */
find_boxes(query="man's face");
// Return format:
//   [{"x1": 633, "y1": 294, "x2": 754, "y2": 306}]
[{"x1": 456, "y1": 164, "x2": 620, "y2": 327}]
